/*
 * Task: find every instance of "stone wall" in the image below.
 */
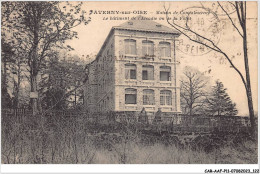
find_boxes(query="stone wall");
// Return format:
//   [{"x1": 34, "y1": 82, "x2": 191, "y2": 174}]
[
  {"x1": 85, "y1": 28, "x2": 182, "y2": 113},
  {"x1": 114, "y1": 29, "x2": 181, "y2": 113}
]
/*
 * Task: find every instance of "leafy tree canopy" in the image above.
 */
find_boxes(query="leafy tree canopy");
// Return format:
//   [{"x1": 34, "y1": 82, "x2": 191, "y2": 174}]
[{"x1": 206, "y1": 80, "x2": 238, "y2": 116}]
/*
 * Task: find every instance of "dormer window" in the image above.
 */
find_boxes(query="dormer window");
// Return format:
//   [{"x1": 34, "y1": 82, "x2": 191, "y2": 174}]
[
  {"x1": 128, "y1": 22, "x2": 133, "y2": 25},
  {"x1": 156, "y1": 24, "x2": 162, "y2": 27}
]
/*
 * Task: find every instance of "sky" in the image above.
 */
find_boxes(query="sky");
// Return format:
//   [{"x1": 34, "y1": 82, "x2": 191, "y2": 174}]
[{"x1": 67, "y1": 1, "x2": 258, "y2": 116}]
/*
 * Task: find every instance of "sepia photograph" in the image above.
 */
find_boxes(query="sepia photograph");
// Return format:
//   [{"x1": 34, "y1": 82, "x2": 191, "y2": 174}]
[{"x1": 1, "y1": 1, "x2": 259, "y2": 173}]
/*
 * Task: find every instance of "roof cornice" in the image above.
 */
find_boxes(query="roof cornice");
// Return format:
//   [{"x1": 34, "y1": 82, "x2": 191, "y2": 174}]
[{"x1": 113, "y1": 26, "x2": 180, "y2": 35}]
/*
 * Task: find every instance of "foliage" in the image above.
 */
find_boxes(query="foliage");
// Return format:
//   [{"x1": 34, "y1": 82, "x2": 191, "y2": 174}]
[
  {"x1": 1, "y1": 112, "x2": 257, "y2": 164},
  {"x1": 1, "y1": 1, "x2": 90, "y2": 113},
  {"x1": 1, "y1": 87, "x2": 12, "y2": 108},
  {"x1": 206, "y1": 80, "x2": 238, "y2": 116},
  {"x1": 165, "y1": 1, "x2": 256, "y2": 137},
  {"x1": 39, "y1": 53, "x2": 86, "y2": 110},
  {"x1": 1, "y1": 39, "x2": 15, "y2": 108},
  {"x1": 180, "y1": 66, "x2": 210, "y2": 115}
]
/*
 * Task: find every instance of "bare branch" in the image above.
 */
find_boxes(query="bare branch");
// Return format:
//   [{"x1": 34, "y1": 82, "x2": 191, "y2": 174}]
[
  {"x1": 235, "y1": 2, "x2": 243, "y2": 27},
  {"x1": 164, "y1": 5, "x2": 248, "y2": 91},
  {"x1": 217, "y1": 1, "x2": 243, "y2": 38},
  {"x1": 165, "y1": 8, "x2": 222, "y2": 53},
  {"x1": 240, "y1": 2, "x2": 245, "y2": 24}
]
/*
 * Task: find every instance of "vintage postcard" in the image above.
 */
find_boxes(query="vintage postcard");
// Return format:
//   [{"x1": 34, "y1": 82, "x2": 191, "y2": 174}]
[{"x1": 1, "y1": 1, "x2": 259, "y2": 173}]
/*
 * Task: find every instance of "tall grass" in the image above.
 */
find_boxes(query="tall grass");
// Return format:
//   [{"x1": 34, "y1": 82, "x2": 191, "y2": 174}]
[{"x1": 1, "y1": 113, "x2": 258, "y2": 164}]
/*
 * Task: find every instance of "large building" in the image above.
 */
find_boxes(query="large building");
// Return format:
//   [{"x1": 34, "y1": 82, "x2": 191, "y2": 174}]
[{"x1": 84, "y1": 16, "x2": 181, "y2": 114}]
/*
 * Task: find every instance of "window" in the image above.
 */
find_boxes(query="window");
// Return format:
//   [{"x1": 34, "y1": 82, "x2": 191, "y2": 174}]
[
  {"x1": 142, "y1": 65, "x2": 154, "y2": 80},
  {"x1": 125, "y1": 64, "x2": 136, "y2": 80},
  {"x1": 160, "y1": 66, "x2": 171, "y2": 81},
  {"x1": 142, "y1": 70, "x2": 148, "y2": 80},
  {"x1": 143, "y1": 89, "x2": 155, "y2": 105},
  {"x1": 142, "y1": 40, "x2": 154, "y2": 56},
  {"x1": 160, "y1": 90, "x2": 172, "y2": 105},
  {"x1": 159, "y1": 42, "x2": 171, "y2": 57},
  {"x1": 125, "y1": 39, "x2": 136, "y2": 55},
  {"x1": 103, "y1": 79, "x2": 105, "y2": 91},
  {"x1": 125, "y1": 88, "x2": 137, "y2": 104}
]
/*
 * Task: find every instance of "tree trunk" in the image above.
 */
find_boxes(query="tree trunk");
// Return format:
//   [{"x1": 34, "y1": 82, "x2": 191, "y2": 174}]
[
  {"x1": 2, "y1": 60, "x2": 8, "y2": 100},
  {"x1": 30, "y1": 46, "x2": 39, "y2": 115},
  {"x1": 2, "y1": 58, "x2": 10, "y2": 108},
  {"x1": 16, "y1": 59, "x2": 21, "y2": 108},
  {"x1": 243, "y1": 34, "x2": 255, "y2": 138},
  {"x1": 189, "y1": 106, "x2": 192, "y2": 116},
  {"x1": 246, "y1": 89, "x2": 255, "y2": 136},
  {"x1": 242, "y1": 3, "x2": 256, "y2": 138},
  {"x1": 3, "y1": 59, "x2": 7, "y2": 89},
  {"x1": 13, "y1": 63, "x2": 21, "y2": 108},
  {"x1": 74, "y1": 89, "x2": 77, "y2": 107},
  {"x1": 31, "y1": 74, "x2": 38, "y2": 115},
  {"x1": 31, "y1": 12, "x2": 40, "y2": 115}
]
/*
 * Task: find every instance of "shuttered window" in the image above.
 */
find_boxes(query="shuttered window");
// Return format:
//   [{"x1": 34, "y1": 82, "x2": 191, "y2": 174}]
[
  {"x1": 160, "y1": 66, "x2": 171, "y2": 81},
  {"x1": 125, "y1": 64, "x2": 136, "y2": 80},
  {"x1": 125, "y1": 39, "x2": 136, "y2": 55},
  {"x1": 142, "y1": 65, "x2": 154, "y2": 80},
  {"x1": 159, "y1": 42, "x2": 171, "y2": 57},
  {"x1": 143, "y1": 89, "x2": 155, "y2": 105},
  {"x1": 125, "y1": 88, "x2": 137, "y2": 104},
  {"x1": 142, "y1": 40, "x2": 154, "y2": 56}
]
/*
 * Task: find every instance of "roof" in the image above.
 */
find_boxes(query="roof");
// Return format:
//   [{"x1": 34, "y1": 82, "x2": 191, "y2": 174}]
[
  {"x1": 113, "y1": 15, "x2": 179, "y2": 34},
  {"x1": 94, "y1": 16, "x2": 180, "y2": 61}
]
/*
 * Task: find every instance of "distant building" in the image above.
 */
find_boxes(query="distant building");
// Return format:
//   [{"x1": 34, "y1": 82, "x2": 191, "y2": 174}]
[{"x1": 84, "y1": 16, "x2": 181, "y2": 113}]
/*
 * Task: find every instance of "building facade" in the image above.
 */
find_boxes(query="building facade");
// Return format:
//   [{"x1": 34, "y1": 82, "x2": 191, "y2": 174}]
[{"x1": 84, "y1": 17, "x2": 181, "y2": 114}]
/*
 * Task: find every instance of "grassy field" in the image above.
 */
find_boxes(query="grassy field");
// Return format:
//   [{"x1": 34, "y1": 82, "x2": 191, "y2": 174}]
[{"x1": 1, "y1": 114, "x2": 258, "y2": 164}]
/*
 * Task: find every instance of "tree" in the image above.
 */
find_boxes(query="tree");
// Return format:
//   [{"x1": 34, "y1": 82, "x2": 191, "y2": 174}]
[
  {"x1": 1, "y1": 40, "x2": 14, "y2": 108},
  {"x1": 206, "y1": 80, "x2": 238, "y2": 116},
  {"x1": 2, "y1": 2, "x2": 90, "y2": 114},
  {"x1": 9, "y1": 54, "x2": 23, "y2": 108},
  {"x1": 39, "y1": 54, "x2": 67, "y2": 110},
  {"x1": 1, "y1": 39, "x2": 28, "y2": 108},
  {"x1": 39, "y1": 53, "x2": 86, "y2": 110},
  {"x1": 164, "y1": 2, "x2": 256, "y2": 136},
  {"x1": 180, "y1": 66, "x2": 210, "y2": 116}
]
